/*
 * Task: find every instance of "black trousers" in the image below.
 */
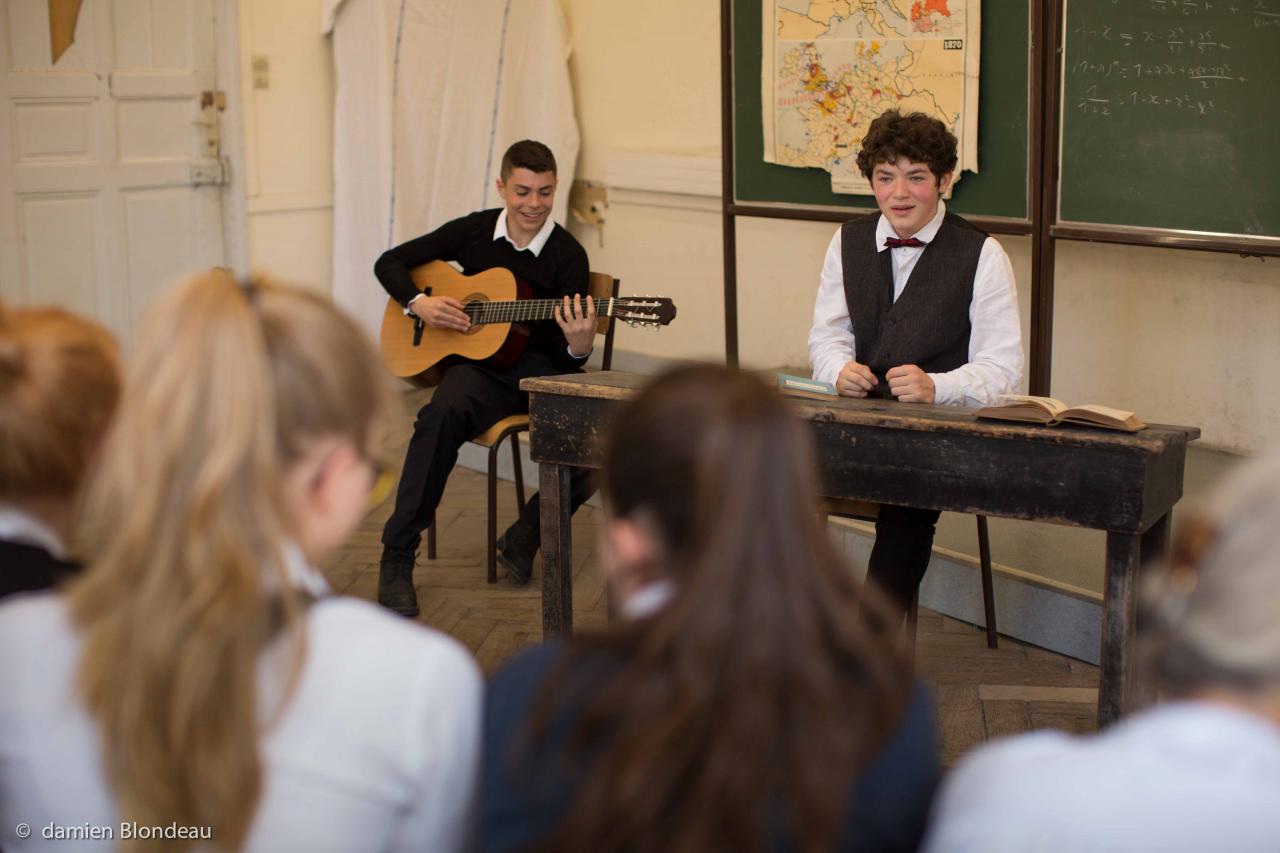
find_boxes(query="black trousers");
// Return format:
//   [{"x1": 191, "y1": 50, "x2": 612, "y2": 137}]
[
  {"x1": 381, "y1": 352, "x2": 596, "y2": 554},
  {"x1": 865, "y1": 504, "x2": 942, "y2": 611}
]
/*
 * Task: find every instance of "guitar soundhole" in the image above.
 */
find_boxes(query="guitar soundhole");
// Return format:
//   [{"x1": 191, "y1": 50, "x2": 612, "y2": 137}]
[{"x1": 461, "y1": 292, "x2": 487, "y2": 335}]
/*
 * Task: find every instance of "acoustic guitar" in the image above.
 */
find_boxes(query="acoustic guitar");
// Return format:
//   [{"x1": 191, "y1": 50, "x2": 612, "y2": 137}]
[{"x1": 380, "y1": 261, "x2": 677, "y2": 385}]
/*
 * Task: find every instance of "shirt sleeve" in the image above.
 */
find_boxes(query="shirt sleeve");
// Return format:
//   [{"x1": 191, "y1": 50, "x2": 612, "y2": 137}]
[
  {"x1": 808, "y1": 227, "x2": 857, "y2": 387},
  {"x1": 921, "y1": 733, "x2": 1070, "y2": 853},
  {"x1": 928, "y1": 237, "x2": 1025, "y2": 408},
  {"x1": 373, "y1": 214, "x2": 479, "y2": 308}
]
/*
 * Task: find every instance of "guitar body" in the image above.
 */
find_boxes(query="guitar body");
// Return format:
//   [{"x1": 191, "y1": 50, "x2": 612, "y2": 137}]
[{"x1": 379, "y1": 262, "x2": 533, "y2": 386}]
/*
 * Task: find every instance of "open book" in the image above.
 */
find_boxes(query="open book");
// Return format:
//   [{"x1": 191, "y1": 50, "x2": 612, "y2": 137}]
[{"x1": 977, "y1": 395, "x2": 1146, "y2": 432}]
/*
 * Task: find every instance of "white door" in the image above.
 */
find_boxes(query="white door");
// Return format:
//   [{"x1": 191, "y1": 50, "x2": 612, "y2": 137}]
[{"x1": 0, "y1": 0, "x2": 227, "y2": 339}]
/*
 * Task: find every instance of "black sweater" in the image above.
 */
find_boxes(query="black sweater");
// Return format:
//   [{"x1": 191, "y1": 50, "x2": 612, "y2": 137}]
[
  {"x1": 481, "y1": 642, "x2": 940, "y2": 852},
  {"x1": 0, "y1": 540, "x2": 79, "y2": 603},
  {"x1": 374, "y1": 209, "x2": 591, "y2": 372}
]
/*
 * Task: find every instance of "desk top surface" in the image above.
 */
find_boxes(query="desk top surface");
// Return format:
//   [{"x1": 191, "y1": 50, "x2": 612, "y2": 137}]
[{"x1": 522, "y1": 371, "x2": 1200, "y2": 453}]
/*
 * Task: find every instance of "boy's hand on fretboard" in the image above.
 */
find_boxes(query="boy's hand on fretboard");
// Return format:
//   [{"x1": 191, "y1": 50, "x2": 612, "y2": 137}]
[{"x1": 555, "y1": 294, "x2": 597, "y2": 357}]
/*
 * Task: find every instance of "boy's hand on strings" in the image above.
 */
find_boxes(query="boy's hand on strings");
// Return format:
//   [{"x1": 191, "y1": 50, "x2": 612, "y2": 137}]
[{"x1": 412, "y1": 295, "x2": 471, "y2": 332}]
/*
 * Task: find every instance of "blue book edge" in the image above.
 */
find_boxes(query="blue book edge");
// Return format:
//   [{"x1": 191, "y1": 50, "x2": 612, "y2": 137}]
[{"x1": 776, "y1": 373, "x2": 837, "y2": 396}]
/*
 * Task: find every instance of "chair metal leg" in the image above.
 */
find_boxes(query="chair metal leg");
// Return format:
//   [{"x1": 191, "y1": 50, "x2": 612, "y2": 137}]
[
  {"x1": 427, "y1": 515, "x2": 436, "y2": 560},
  {"x1": 977, "y1": 515, "x2": 998, "y2": 649},
  {"x1": 487, "y1": 442, "x2": 500, "y2": 584},
  {"x1": 510, "y1": 433, "x2": 526, "y2": 511}
]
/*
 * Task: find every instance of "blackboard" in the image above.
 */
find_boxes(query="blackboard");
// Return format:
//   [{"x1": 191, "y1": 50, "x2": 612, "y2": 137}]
[
  {"x1": 1059, "y1": 0, "x2": 1280, "y2": 239},
  {"x1": 733, "y1": 0, "x2": 1031, "y2": 222}
]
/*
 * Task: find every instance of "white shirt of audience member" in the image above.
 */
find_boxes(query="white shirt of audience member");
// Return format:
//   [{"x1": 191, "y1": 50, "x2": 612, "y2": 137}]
[{"x1": 0, "y1": 546, "x2": 482, "y2": 853}]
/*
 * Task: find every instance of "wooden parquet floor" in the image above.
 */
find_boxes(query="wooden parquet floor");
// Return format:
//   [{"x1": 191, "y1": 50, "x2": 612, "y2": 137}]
[{"x1": 324, "y1": 408, "x2": 1099, "y2": 767}]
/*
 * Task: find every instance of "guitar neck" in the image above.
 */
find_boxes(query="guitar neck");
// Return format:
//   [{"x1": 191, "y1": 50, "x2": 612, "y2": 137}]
[{"x1": 464, "y1": 298, "x2": 618, "y2": 326}]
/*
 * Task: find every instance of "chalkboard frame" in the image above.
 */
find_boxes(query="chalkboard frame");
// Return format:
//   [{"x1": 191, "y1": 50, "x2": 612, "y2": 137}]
[
  {"x1": 727, "y1": 0, "x2": 1036, "y2": 236},
  {"x1": 1048, "y1": 0, "x2": 1280, "y2": 257}
]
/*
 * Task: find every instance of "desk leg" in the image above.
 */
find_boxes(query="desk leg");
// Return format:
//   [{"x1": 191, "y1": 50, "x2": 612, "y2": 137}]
[
  {"x1": 539, "y1": 462, "x2": 573, "y2": 638},
  {"x1": 1132, "y1": 514, "x2": 1172, "y2": 710},
  {"x1": 1099, "y1": 532, "x2": 1140, "y2": 727},
  {"x1": 1098, "y1": 513, "x2": 1172, "y2": 727}
]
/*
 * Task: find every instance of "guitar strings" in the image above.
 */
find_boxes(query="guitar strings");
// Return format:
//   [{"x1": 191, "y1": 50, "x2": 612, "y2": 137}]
[{"x1": 460, "y1": 298, "x2": 664, "y2": 325}]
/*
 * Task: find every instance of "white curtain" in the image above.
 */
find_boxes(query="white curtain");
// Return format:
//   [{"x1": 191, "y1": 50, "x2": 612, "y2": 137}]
[{"x1": 325, "y1": 0, "x2": 580, "y2": 337}]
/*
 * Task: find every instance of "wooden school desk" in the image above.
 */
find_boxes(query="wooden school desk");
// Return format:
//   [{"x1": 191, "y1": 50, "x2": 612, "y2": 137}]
[{"x1": 522, "y1": 371, "x2": 1199, "y2": 726}]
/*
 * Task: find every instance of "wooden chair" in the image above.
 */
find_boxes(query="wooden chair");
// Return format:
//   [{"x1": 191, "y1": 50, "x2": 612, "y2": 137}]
[
  {"x1": 825, "y1": 498, "x2": 998, "y2": 651},
  {"x1": 425, "y1": 272, "x2": 622, "y2": 582}
]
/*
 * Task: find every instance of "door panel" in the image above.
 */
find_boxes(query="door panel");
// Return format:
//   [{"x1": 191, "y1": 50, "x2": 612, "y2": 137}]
[
  {"x1": 1, "y1": 0, "x2": 225, "y2": 339},
  {"x1": 15, "y1": 102, "x2": 96, "y2": 160},
  {"x1": 20, "y1": 194, "x2": 102, "y2": 308}
]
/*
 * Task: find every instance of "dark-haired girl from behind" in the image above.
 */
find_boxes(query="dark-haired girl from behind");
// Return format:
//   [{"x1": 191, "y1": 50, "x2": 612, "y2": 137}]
[{"x1": 480, "y1": 365, "x2": 940, "y2": 853}]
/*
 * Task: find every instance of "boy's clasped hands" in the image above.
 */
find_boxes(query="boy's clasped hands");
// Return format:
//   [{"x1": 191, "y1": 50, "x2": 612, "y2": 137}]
[{"x1": 836, "y1": 360, "x2": 936, "y2": 404}]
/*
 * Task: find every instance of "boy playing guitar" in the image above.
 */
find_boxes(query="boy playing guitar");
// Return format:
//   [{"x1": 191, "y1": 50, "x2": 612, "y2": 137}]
[{"x1": 375, "y1": 140, "x2": 596, "y2": 617}]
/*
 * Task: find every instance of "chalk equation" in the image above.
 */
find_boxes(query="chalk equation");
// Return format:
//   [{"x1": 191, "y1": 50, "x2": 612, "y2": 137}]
[
  {"x1": 1140, "y1": 0, "x2": 1279, "y2": 27},
  {"x1": 1066, "y1": 0, "x2": 1276, "y2": 118}
]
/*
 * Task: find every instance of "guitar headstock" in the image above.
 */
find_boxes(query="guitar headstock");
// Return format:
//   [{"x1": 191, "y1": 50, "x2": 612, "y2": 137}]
[{"x1": 612, "y1": 296, "x2": 677, "y2": 328}]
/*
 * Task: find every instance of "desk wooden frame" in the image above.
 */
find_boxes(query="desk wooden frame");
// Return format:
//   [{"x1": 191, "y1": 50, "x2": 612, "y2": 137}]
[{"x1": 523, "y1": 371, "x2": 1199, "y2": 728}]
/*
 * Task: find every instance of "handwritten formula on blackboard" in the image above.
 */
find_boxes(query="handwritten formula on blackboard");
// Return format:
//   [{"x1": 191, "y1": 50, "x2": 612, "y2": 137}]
[{"x1": 1060, "y1": 0, "x2": 1280, "y2": 237}]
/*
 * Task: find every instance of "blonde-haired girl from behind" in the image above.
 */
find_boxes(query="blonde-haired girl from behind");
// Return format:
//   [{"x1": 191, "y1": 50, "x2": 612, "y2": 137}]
[{"x1": 0, "y1": 272, "x2": 482, "y2": 853}]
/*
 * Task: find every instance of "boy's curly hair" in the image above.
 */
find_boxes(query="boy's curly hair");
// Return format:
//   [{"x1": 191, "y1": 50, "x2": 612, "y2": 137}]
[{"x1": 856, "y1": 110, "x2": 958, "y2": 181}]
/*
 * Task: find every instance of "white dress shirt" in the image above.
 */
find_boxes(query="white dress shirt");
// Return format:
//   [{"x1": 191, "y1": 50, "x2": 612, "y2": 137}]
[
  {"x1": 923, "y1": 700, "x2": 1280, "y2": 852},
  {"x1": 0, "y1": 554, "x2": 482, "y2": 853},
  {"x1": 808, "y1": 201, "x2": 1024, "y2": 408}
]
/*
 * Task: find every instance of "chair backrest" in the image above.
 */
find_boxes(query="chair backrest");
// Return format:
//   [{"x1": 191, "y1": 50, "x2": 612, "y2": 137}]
[{"x1": 587, "y1": 272, "x2": 620, "y2": 371}]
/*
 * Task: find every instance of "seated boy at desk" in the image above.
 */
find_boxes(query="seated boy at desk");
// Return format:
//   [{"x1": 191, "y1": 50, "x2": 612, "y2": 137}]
[{"x1": 807, "y1": 109, "x2": 1025, "y2": 611}]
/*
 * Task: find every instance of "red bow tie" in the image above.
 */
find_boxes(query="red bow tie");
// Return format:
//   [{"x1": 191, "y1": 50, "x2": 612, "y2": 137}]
[{"x1": 884, "y1": 236, "x2": 926, "y2": 249}]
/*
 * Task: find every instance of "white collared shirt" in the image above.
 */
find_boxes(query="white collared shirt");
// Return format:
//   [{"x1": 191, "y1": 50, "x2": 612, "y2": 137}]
[
  {"x1": 277, "y1": 541, "x2": 332, "y2": 598},
  {"x1": 924, "y1": 700, "x2": 1280, "y2": 852},
  {"x1": 620, "y1": 579, "x2": 675, "y2": 621},
  {"x1": 0, "y1": 505, "x2": 66, "y2": 559},
  {"x1": 807, "y1": 201, "x2": 1025, "y2": 408},
  {"x1": 492, "y1": 209, "x2": 556, "y2": 257},
  {"x1": 0, "y1": 563, "x2": 482, "y2": 852}
]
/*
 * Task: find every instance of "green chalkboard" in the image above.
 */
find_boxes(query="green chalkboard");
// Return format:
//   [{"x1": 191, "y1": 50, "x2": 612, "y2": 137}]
[
  {"x1": 1060, "y1": 0, "x2": 1280, "y2": 239},
  {"x1": 733, "y1": 1, "x2": 1030, "y2": 221}
]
